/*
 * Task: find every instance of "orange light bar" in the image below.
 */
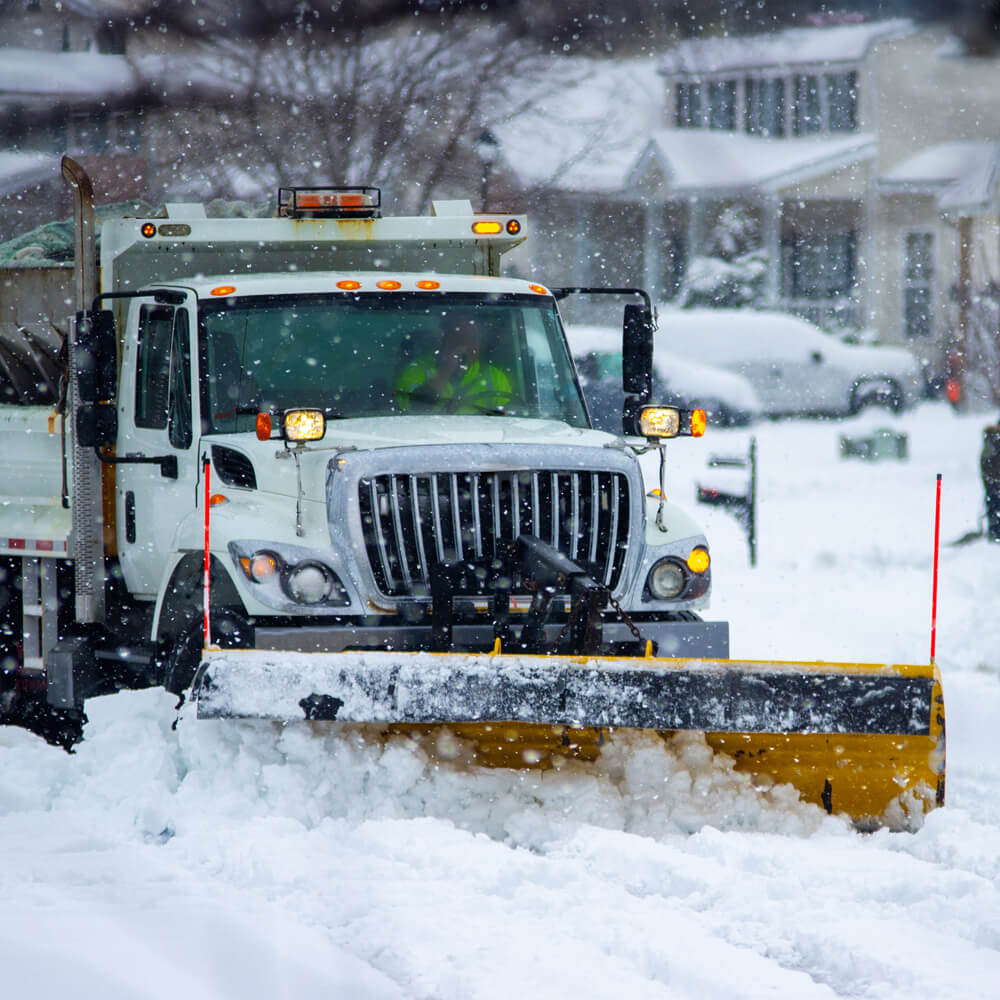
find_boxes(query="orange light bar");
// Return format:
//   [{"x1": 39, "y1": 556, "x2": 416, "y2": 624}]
[
  {"x1": 298, "y1": 191, "x2": 367, "y2": 209},
  {"x1": 256, "y1": 412, "x2": 272, "y2": 441},
  {"x1": 690, "y1": 408, "x2": 707, "y2": 437},
  {"x1": 416, "y1": 280, "x2": 440, "y2": 290},
  {"x1": 528, "y1": 284, "x2": 549, "y2": 295},
  {"x1": 140, "y1": 222, "x2": 157, "y2": 238},
  {"x1": 376, "y1": 280, "x2": 402, "y2": 290},
  {"x1": 336, "y1": 280, "x2": 362, "y2": 290},
  {"x1": 472, "y1": 220, "x2": 503, "y2": 235},
  {"x1": 211, "y1": 285, "x2": 237, "y2": 297}
]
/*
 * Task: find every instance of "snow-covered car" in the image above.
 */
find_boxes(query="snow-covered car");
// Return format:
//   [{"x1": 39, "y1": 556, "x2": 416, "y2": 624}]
[
  {"x1": 655, "y1": 309, "x2": 923, "y2": 417},
  {"x1": 566, "y1": 323, "x2": 761, "y2": 432}
]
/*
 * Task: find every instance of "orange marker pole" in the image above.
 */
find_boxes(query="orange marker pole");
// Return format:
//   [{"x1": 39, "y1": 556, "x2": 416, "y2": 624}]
[
  {"x1": 930, "y1": 473, "x2": 942, "y2": 664},
  {"x1": 203, "y1": 456, "x2": 211, "y2": 648}
]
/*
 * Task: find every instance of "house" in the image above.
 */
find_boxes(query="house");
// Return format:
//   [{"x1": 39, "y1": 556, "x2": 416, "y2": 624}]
[{"x1": 500, "y1": 17, "x2": 1000, "y2": 394}]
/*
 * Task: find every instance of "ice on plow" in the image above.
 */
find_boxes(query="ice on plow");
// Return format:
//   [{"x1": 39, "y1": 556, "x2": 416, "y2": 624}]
[{"x1": 193, "y1": 649, "x2": 945, "y2": 826}]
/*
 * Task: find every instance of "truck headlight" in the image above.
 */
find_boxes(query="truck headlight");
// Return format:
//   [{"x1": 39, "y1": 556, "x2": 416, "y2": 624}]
[
  {"x1": 284, "y1": 409, "x2": 326, "y2": 442},
  {"x1": 283, "y1": 561, "x2": 343, "y2": 605},
  {"x1": 647, "y1": 558, "x2": 687, "y2": 599}
]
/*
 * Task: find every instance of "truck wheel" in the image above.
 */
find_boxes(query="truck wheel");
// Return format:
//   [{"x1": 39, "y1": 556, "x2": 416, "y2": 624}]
[{"x1": 162, "y1": 610, "x2": 252, "y2": 696}]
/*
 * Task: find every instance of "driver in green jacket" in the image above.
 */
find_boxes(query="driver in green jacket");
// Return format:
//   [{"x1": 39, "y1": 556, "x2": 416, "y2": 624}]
[{"x1": 395, "y1": 313, "x2": 514, "y2": 414}]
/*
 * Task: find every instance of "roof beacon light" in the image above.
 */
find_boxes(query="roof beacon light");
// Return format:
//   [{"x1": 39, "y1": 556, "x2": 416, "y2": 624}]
[{"x1": 278, "y1": 186, "x2": 381, "y2": 220}]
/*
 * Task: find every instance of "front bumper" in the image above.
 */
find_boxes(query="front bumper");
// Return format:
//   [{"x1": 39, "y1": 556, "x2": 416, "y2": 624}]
[{"x1": 252, "y1": 616, "x2": 729, "y2": 660}]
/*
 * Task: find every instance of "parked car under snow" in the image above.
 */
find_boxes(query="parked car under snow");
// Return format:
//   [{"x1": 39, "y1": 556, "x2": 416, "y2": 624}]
[
  {"x1": 566, "y1": 324, "x2": 761, "y2": 433},
  {"x1": 655, "y1": 309, "x2": 924, "y2": 418}
]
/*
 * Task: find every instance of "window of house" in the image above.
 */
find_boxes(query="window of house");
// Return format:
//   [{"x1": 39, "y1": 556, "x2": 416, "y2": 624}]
[
  {"x1": 826, "y1": 71, "x2": 858, "y2": 132},
  {"x1": 708, "y1": 80, "x2": 737, "y2": 130},
  {"x1": 782, "y1": 231, "x2": 857, "y2": 300},
  {"x1": 792, "y1": 74, "x2": 822, "y2": 135},
  {"x1": 759, "y1": 78, "x2": 786, "y2": 137},
  {"x1": 675, "y1": 82, "x2": 703, "y2": 128},
  {"x1": 903, "y1": 232, "x2": 934, "y2": 338}
]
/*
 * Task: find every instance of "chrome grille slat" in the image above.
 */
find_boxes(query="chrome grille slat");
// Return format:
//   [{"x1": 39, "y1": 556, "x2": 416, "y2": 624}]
[
  {"x1": 471, "y1": 473, "x2": 483, "y2": 558},
  {"x1": 369, "y1": 479, "x2": 395, "y2": 592},
  {"x1": 430, "y1": 473, "x2": 445, "y2": 562},
  {"x1": 570, "y1": 473, "x2": 580, "y2": 561},
  {"x1": 605, "y1": 474, "x2": 620, "y2": 586},
  {"x1": 588, "y1": 474, "x2": 600, "y2": 565},
  {"x1": 550, "y1": 472, "x2": 559, "y2": 548},
  {"x1": 410, "y1": 474, "x2": 428, "y2": 582},
  {"x1": 360, "y1": 469, "x2": 630, "y2": 597},
  {"x1": 389, "y1": 476, "x2": 411, "y2": 590}
]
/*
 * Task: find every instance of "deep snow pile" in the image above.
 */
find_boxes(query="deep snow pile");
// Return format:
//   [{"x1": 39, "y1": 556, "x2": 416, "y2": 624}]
[{"x1": 2, "y1": 403, "x2": 999, "y2": 999}]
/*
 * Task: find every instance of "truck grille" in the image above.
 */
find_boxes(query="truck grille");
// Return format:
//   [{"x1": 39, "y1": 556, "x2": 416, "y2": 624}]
[{"x1": 359, "y1": 470, "x2": 631, "y2": 597}]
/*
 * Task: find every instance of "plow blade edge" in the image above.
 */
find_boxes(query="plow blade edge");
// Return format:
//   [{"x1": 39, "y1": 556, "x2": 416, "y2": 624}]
[{"x1": 193, "y1": 650, "x2": 945, "y2": 823}]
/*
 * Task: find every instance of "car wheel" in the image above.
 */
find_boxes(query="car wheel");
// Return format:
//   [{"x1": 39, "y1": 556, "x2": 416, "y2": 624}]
[{"x1": 850, "y1": 380, "x2": 902, "y2": 415}]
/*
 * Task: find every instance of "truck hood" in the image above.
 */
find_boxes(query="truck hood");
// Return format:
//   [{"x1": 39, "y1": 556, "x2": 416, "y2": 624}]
[{"x1": 206, "y1": 416, "x2": 624, "y2": 501}]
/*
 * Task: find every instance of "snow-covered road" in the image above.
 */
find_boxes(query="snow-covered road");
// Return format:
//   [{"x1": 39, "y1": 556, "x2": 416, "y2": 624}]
[{"x1": 2, "y1": 403, "x2": 999, "y2": 998}]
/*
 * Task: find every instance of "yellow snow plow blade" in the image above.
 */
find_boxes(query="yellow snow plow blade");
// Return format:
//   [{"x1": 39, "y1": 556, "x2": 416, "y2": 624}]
[{"x1": 193, "y1": 650, "x2": 945, "y2": 825}]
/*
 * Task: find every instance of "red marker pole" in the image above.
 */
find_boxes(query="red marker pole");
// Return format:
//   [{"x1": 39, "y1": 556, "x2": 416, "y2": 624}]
[
  {"x1": 203, "y1": 456, "x2": 212, "y2": 649},
  {"x1": 930, "y1": 473, "x2": 942, "y2": 665}
]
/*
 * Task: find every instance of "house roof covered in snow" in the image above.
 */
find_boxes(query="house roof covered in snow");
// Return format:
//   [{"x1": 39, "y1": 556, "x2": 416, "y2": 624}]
[
  {"x1": 493, "y1": 57, "x2": 664, "y2": 194},
  {"x1": 0, "y1": 152, "x2": 61, "y2": 198},
  {"x1": 659, "y1": 18, "x2": 913, "y2": 76},
  {"x1": 0, "y1": 46, "x2": 232, "y2": 108},
  {"x1": 631, "y1": 129, "x2": 876, "y2": 196},
  {"x1": 881, "y1": 141, "x2": 1000, "y2": 213}
]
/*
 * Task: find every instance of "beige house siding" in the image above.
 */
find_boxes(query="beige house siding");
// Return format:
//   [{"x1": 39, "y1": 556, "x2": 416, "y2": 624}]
[{"x1": 871, "y1": 28, "x2": 1000, "y2": 174}]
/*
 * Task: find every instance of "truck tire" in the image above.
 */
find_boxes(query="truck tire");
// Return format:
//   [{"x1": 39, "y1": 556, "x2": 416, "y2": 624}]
[{"x1": 162, "y1": 610, "x2": 252, "y2": 696}]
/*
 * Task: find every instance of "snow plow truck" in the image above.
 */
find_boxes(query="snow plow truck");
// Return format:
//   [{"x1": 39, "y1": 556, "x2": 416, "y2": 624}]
[{"x1": 0, "y1": 158, "x2": 944, "y2": 827}]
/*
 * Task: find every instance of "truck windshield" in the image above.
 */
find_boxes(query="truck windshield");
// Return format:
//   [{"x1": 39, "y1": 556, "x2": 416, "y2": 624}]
[{"x1": 198, "y1": 292, "x2": 589, "y2": 433}]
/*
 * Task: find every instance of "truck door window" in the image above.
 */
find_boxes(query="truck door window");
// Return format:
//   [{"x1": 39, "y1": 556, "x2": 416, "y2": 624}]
[
  {"x1": 167, "y1": 310, "x2": 192, "y2": 450},
  {"x1": 135, "y1": 304, "x2": 174, "y2": 430}
]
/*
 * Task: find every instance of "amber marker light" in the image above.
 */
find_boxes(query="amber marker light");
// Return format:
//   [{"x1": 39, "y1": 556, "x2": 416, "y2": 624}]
[
  {"x1": 255, "y1": 412, "x2": 272, "y2": 441},
  {"x1": 528, "y1": 284, "x2": 548, "y2": 295},
  {"x1": 140, "y1": 222, "x2": 157, "y2": 238},
  {"x1": 416, "y1": 280, "x2": 440, "y2": 290},
  {"x1": 375, "y1": 280, "x2": 402, "y2": 290},
  {"x1": 506, "y1": 219, "x2": 521, "y2": 235},
  {"x1": 687, "y1": 547, "x2": 710, "y2": 574},
  {"x1": 336, "y1": 280, "x2": 362, "y2": 290},
  {"x1": 472, "y1": 220, "x2": 503, "y2": 235},
  {"x1": 690, "y1": 408, "x2": 707, "y2": 437},
  {"x1": 209, "y1": 493, "x2": 228, "y2": 506},
  {"x1": 210, "y1": 285, "x2": 237, "y2": 297}
]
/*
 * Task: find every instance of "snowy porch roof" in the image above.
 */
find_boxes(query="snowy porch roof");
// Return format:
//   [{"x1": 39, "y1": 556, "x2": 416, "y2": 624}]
[
  {"x1": 658, "y1": 18, "x2": 913, "y2": 76},
  {"x1": 629, "y1": 129, "x2": 876, "y2": 198},
  {"x1": 0, "y1": 152, "x2": 61, "y2": 198},
  {"x1": 0, "y1": 46, "x2": 232, "y2": 108},
  {"x1": 881, "y1": 141, "x2": 1000, "y2": 215}
]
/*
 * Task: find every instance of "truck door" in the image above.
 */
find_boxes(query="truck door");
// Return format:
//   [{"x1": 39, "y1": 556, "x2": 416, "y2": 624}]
[{"x1": 116, "y1": 299, "x2": 198, "y2": 600}]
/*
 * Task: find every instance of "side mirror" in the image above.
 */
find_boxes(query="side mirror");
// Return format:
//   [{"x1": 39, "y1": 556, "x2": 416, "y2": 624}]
[
  {"x1": 622, "y1": 303, "x2": 653, "y2": 400},
  {"x1": 74, "y1": 309, "x2": 117, "y2": 404},
  {"x1": 76, "y1": 403, "x2": 118, "y2": 449}
]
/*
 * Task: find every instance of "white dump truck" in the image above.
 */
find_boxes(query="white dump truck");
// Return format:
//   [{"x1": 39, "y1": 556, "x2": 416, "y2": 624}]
[
  {"x1": 0, "y1": 160, "x2": 944, "y2": 827},
  {"x1": 0, "y1": 158, "x2": 723, "y2": 742}
]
